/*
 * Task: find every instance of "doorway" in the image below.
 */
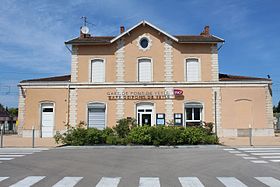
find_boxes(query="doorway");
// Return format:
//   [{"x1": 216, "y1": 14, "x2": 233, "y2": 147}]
[
  {"x1": 136, "y1": 103, "x2": 154, "y2": 126},
  {"x1": 41, "y1": 103, "x2": 54, "y2": 137}
]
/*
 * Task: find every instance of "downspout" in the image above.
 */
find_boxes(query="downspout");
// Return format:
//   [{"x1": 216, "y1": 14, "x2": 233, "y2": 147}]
[{"x1": 66, "y1": 82, "x2": 70, "y2": 130}]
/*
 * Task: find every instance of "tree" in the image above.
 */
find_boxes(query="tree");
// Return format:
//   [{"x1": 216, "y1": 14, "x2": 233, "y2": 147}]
[{"x1": 274, "y1": 101, "x2": 280, "y2": 113}]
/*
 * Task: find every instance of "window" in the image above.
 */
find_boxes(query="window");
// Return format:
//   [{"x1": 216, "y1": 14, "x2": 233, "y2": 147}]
[
  {"x1": 138, "y1": 58, "x2": 152, "y2": 82},
  {"x1": 91, "y1": 59, "x2": 105, "y2": 82},
  {"x1": 88, "y1": 103, "x2": 106, "y2": 129},
  {"x1": 185, "y1": 102, "x2": 203, "y2": 125},
  {"x1": 140, "y1": 37, "x2": 149, "y2": 48},
  {"x1": 186, "y1": 58, "x2": 200, "y2": 81}
]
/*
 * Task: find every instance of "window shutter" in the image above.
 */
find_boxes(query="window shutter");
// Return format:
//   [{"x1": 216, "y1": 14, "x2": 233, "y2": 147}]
[
  {"x1": 186, "y1": 59, "x2": 199, "y2": 81},
  {"x1": 138, "y1": 59, "x2": 152, "y2": 82},
  {"x1": 88, "y1": 103, "x2": 106, "y2": 129},
  {"x1": 91, "y1": 59, "x2": 105, "y2": 82}
]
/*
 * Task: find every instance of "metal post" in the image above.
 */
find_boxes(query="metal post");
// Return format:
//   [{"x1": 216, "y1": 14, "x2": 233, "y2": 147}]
[
  {"x1": 32, "y1": 126, "x2": 35, "y2": 148},
  {"x1": 214, "y1": 91, "x2": 218, "y2": 139},
  {"x1": 249, "y1": 124, "x2": 252, "y2": 146},
  {"x1": 1, "y1": 124, "x2": 3, "y2": 148}
]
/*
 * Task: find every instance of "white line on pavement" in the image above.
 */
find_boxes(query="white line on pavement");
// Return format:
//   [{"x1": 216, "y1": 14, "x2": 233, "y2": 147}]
[
  {"x1": 244, "y1": 150, "x2": 280, "y2": 153},
  {"x1": 139, "y1": 177, "x2": 160, "y2": 187},
  {"x1": 237, "y1": 148, "x2": 280, "y2": 150},
  {"x1": 9, "y1": 176, "x2": 45, "y2": 187},
  {"x1": 235, "y1": 154, "x2": 248, "y2": 157},
  {"x1": 255, "y1": 177, "x2": 280, "y2": 187},
  {"x1": 0, "y1": 153, "x2": 33, "y2": 155},
  {"x1": 251, "y1": 153, "x2": 280, "y2": 156},
  {"x1": 0, "y1": 177, "x2": 9, "y2": 182},
  {"x1": 223, "y1": 149, "x2": 235, "y2": 151},
  {"x1": 251, "y1": 160, "x2": 268, "y2": 163},
  {"x1": 95, "y1": 177, "x2": 121, "y2": 187},
  {"x1": 179, "y1": 177, "x2": 205, "y2": 187},
  {"x1": 52, "y1": 177, "x2": 83, "y2": 187},
  {"x1": 242, "y1": 157, "x2": 257, "y2": 160},
  {"x1": 261, "y1": 156, "x2": 280, "y2": 159},
  {"x1": 0, "y1": 155, "x2": 24, "y2": 157},
  {"x1": 270, "y1": 160, "x2": 280, "y2": 162},
  {"x1": 228, "y1": 151, "x2": 241, "y2": 154},
  {"x1": 0, "y1": 158, "x2": 14, "y2": 161},
  {"x1": 217, "y1": 177, "x2": 247, "y2": 187}
]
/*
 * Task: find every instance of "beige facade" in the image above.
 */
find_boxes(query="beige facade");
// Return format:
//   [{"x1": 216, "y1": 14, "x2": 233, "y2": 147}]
[{"x1": 18, "y1": 21, "x2": 274, "y2": 138}]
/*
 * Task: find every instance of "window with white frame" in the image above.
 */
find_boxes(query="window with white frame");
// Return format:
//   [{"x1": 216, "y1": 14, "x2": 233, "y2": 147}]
[
  {"x1": 138, "y1": 58, "x2": 152, "y2": 82},
  {"x1": 88, "y1": 103, "x2": 106, "y2": 129},
  {"x1": 185, "y1": 102, "x2": 203, "y2": 125},
  {"x1": 186, "y1": 58, "x2": 200, "y2": 81},
  {"x1": 91, "y1": 59, "x2": 105, "y2": 82}
]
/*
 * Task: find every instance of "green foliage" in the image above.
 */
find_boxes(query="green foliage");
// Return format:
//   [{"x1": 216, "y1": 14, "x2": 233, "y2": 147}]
[
  {"x1": 274, "y1": 101, "x2": 280, "y2": 113},
  {"x1": 114, "y1": 118, "x2": 136, "y2": 138},
  {"x1": 54, "y1": 118, "x2": 218, "y2": 146}
]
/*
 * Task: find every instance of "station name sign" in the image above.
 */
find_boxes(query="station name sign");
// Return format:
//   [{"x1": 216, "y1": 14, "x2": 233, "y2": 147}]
[{"x1": 107, "y1": 89, "x2": 183, "y2": 100}]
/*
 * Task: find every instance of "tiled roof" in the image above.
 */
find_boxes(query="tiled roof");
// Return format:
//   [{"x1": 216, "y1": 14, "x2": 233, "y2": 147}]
[
  {"x1": 175, "y1": 35, "x2": 224, "y2": 43},
  {"x1": 65, "y1": 36, "x2": 114, "y2": 45},
  {"x1": 20, "y1": 74, "x2": 270, "y2": 83},
  {"x1": 0, "y1": 110, "x2": 10, "y2": 117},
  {"x1": 219, "y1": 73, "x2": 271, "y2": 81},
  {"x1": 65, "y1": 35, "x2": 224, "y2": 45},
  {"x1": 20, "y1": 75, "x2": 71, "y2": 83}
]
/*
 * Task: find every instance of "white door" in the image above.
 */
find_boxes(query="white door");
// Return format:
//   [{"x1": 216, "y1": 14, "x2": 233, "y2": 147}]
[
  {"x1": 136, "y1": 103, "x2": 154, "y2": 126},
  {"x1": 41, "y1": 103, "x2": 54, "y2": 137}
]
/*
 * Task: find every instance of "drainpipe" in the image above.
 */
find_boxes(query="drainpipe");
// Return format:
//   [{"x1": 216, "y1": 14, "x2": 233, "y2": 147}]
[
  {"x1": 66, "y1": 83, "x2": 70, "y2": 130},
  {"x1": 214, "y1": 91, "x2": 218, "y2": 138}
]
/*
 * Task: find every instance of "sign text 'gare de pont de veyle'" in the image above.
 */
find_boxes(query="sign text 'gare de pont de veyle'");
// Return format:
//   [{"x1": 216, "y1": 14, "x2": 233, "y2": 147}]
[{"x1": 107, "y1": 89, "x2": 184, "y2": 100}]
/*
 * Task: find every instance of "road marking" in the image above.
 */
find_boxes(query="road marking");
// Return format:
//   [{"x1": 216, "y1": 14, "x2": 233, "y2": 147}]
[
  {"x1": 0, "y1": 155, "x2": 24, "y2": 157},
  {"x1": 179, "y1": 177, "x2": 205, "y2": 187},
  {"x1": 235, "y1": 154, "x2": 248, "y2": 157},
  {"x1": 255, "y1": 177, "x2": 280, "y2": 187},
  {"x1": 242, "y1": 157, "x2": 257, "y2": 160},
  {"x1": 95, "y1": 177, "x2": 121, "y2": 187},
  {"x1": 52, "y1": 177, "x2": 83, "y2": 187},
  {"x1": 251, "y1": 153, "x2": 280, "y2": 156},
  {"x1": 139, "y1": 177, "x2": 160, "y2": 187},
  {"x1": 237, "y1": 148, "x2": 280, "y2": 150},
  {"x1": 0, "y1": 177, "x2": 9, "y2": 182},
  {"x1": 223, "y1": 149, "x2": 235, "y2": 151},
  {"x1": 251, "y1": 160, "x2": 268, "y2": 163},
  {"x1": 270, "y1": 160, "x2": 280, "y2": 162},
  {"x1": 0, "y1": 158, "x2": 14, "y2": 161},
  {"x1": 244, "y1": 150, "x2": 280, "y2": 153},
  {"x1": 0, "y1": 153, "x2": 33, "y2": 155},
  {"x1": 217, "y1": 177, "x2": 247, "y2": 187},
  {"x1": 261, "y1": 156, "x2": 280, "y2": 159},
  {"x1": 9, "y1": 176, "x2": 45, "y2": 187},
  {"x1": 228, "y1": 151, "x2": 241, "y2": 154}
]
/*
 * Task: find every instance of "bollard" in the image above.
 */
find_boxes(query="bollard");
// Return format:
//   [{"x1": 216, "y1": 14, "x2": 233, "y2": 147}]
[
  {"x1": 249, "y1": 124, "x2": 252, "y2": 146},
  {"x1": 32, "y1": 126, "x2": 35, "y2": 148},
  {"x1": 0, "y1": 125, "x2": 3, "y2": 148}
]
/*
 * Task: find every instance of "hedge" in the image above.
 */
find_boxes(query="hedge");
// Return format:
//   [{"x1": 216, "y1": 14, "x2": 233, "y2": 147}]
[{"x1": 54, "y1": 120, "x2": 218, "y2": 146}]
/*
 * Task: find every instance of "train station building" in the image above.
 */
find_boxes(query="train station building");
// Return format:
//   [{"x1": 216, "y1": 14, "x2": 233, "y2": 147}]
[{"x1": 18, "y1": 21, "x2": 274, "y2": 138}]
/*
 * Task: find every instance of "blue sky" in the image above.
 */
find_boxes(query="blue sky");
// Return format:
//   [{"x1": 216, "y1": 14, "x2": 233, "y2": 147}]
[{"x1": 0, "y1": 0, "x2": 280, "y2": 107}]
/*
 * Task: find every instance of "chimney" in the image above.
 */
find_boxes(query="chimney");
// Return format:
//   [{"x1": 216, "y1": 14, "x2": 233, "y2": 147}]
[
  {"x1": 200, "y1": 26, "x2": 210, "y2": 36},
  {"x1": 120, "y1": 26, "x2": 125, "y2": 34}
]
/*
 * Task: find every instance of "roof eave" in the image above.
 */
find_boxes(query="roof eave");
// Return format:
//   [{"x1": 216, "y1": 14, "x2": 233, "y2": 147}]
[{"x1": 110, "y1": 20, "x2": 179, "y2": 43}]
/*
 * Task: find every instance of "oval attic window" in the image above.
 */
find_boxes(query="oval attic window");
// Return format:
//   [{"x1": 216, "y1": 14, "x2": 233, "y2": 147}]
[{"x1": 140, "y1": 37, "x2": 149, "y2": 49}]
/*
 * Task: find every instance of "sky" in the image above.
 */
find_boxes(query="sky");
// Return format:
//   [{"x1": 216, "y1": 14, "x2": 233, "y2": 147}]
[{"x1": 0, "y1": 0, "x2": 280, "y2": 107}]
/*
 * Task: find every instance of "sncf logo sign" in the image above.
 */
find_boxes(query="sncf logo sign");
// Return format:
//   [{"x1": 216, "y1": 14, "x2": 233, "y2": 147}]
[{"x1": 173, "y1": 89, "x2": 183, "y2": 96}]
